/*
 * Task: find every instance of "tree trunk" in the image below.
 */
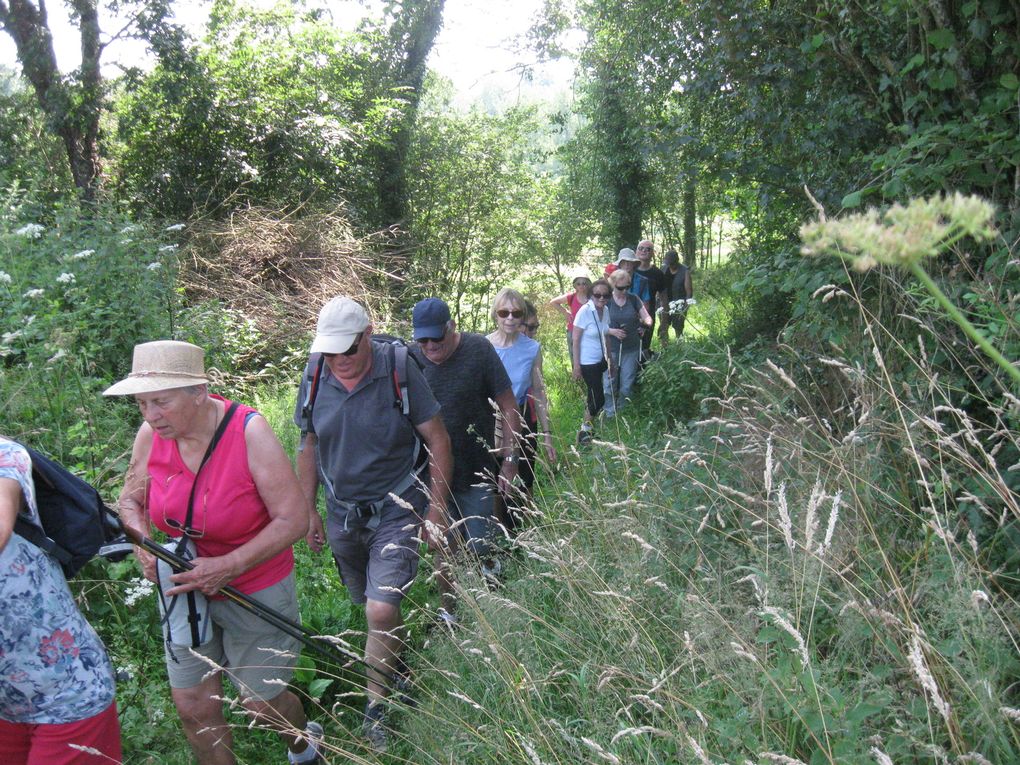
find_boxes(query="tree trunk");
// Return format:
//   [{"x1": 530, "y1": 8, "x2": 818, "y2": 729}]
[
  {"x1": 0, "y1": 0, "x2": 103, "y2": 203},
  {"x1": 681, "y1": 176, "x2": 696, "y2": 268}
]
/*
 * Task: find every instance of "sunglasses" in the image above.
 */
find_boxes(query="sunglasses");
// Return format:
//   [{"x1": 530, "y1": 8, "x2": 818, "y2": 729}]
[
  {"x1": 637, "y1": 246, "x2": 652, "y2": 252},
  {"x1": 416, "y1": 327, "x2": 448, "y2": 346},
  {"x1": 339, "y1": 333, "x2": 363, "y2": 356},
  {"x1": 614, "y1": 283, "x2": 630, "y2": 289},
  {"x1": 592, "y1": 292, "x2": 610, "y2": 299},
  {"x1": 162, "y1": 472, "x2": 206, "y2": 539},
  {"x1": 496, "y1": 309, "x2": 524, "y2": 319}
]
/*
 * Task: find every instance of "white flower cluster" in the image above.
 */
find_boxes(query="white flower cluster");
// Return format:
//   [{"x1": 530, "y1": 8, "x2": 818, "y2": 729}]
[
  {"x1": 164, "y1": 223, "x2": 186, "y2": 232},
  {"x1": 158, "y1": 244, "x2": 178, "y2": 253},
  {"x1": 0, "y1": 271, "x2": 10, "y2": 284},
  {"x1": 123, "y1": 577, "x2": 155, "y2": 607},
  {"x1": 146, "y1": 262, "x2": 162, "y2": 271},
  {"x1": 71, "y1": 249, "x2": 95, "y2": 260},
  {"x1": 23, "y1": 288, "x2": 44, "y2": 299},
  {"x1": 15, "y1": 223, "x2": 44, "y2": 238},
  {"x1": 668, "y1": 298, "x2": 696, "y2": 314},
  {"x1": 56, "y1": 272, "x2": 76, "y2": 284}
]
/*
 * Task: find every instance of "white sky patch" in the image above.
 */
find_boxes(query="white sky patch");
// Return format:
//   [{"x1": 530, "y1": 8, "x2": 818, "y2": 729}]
[{"x1": 1, "y1": 0, "x2": 577, "y2": 105}]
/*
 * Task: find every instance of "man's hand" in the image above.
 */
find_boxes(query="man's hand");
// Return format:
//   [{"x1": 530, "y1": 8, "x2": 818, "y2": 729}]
[
  {"x1": 497, "y1": 459, "x2": 519, "y2": 495},
  {"x1": 423, "y1": 503, "x2": 449, "y2": 553},
  {"x1": 572, "y1": 362, "x2": 582, "y2": 381},
  {"x1": 306, "y1": 511, "x2": 326, "y2": 553}
]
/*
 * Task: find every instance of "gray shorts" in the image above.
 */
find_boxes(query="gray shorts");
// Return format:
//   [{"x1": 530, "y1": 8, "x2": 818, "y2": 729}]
[
  {"x1": 163, "y1": 572, "x2": 301, "y2": 701},
  {"x1": 327, "y1": 503, "x2": 423, "y2": 606},
  {"x1": 448, "y1": 484, "x2": 497, "y2": 557}
]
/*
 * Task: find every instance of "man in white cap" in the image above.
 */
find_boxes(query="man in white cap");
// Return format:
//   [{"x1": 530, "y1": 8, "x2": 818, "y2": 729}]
[{"x1": 294, "y1": 297, "x2": 452, "y2": 752}]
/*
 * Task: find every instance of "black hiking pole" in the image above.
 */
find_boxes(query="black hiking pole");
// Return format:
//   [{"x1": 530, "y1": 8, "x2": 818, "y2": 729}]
[{"x1": 105, "y1": 511, "x2": 396, "y2": 685}]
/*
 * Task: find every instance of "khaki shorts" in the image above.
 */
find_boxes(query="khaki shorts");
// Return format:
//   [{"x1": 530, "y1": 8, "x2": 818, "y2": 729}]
[{"x1": 163, "y1": 572, "x2": 301, "y2": 701}]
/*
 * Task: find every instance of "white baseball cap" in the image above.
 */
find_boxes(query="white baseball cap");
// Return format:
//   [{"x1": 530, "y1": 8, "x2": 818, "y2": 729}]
[{"x1": 310, "y1": 297, "x2": 369, "y2": 354}]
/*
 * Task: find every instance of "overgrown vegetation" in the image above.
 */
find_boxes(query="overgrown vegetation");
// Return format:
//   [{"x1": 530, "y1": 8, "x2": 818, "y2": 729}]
[{"x1": 1, "y1": 0, "x2": 1017, "y2": 762}]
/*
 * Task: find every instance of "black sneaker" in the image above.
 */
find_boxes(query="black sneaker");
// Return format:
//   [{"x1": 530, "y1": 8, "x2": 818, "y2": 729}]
[
  {"x1": 392, "y1": 657, "x2": 415, "y2": 708},
  {"x1": 363, "y1": 701, "x2": 388, "y2": 753},
  {"x1": 577, "y1": 428, "x2": 593, "y2": 445}
]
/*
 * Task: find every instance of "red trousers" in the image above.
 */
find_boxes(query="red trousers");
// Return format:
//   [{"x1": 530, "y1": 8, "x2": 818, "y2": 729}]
[{"x1": 0, "y1": 701, "x2": 121, "y2": 765}]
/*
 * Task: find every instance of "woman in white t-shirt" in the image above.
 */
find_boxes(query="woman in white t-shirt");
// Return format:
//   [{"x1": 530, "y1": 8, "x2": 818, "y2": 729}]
[{"x1": 570, "y1": 278, "x2": 613, "y2": 443}]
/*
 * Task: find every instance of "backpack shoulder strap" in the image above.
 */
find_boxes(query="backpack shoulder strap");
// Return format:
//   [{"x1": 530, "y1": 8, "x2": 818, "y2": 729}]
[
  {"x1": 390, "y1": 342, "x2": 411, "y2": 418},
  {"x1": 299, "y1": 353, "x2": 326, "y2": 439},
  {"x1": 13, "y1": 514, "x2": 67, "y2": 565}
]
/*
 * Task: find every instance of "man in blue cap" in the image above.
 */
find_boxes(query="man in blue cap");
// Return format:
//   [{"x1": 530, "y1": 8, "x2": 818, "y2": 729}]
[{"x1": 409, "y1": 298, "x2": 523, "y2": 592}]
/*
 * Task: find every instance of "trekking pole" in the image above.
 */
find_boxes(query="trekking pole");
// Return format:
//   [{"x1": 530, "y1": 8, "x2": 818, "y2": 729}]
[{"x1": 107, "y1": 512, "x2": 395, "y2": 684}]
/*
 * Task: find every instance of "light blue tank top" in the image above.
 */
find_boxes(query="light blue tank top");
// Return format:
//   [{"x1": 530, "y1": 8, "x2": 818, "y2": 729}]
[{"x1": 493, "y1": 335, "x2": 540, "y2": 407}]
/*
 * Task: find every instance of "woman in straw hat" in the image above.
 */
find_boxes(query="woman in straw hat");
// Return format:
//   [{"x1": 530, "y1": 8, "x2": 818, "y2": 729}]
[{"x1": 106, "y1": 341, "x2": 323, "y2": 765}]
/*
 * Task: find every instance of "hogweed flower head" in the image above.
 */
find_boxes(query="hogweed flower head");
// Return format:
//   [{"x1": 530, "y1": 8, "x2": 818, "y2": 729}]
[{"x1": 800, "y1": 193, "x2": 996, "y2": 271}]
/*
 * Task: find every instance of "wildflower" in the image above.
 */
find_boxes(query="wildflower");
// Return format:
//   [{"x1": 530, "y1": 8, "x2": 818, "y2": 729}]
[
  {"x1": 164, "y1": 223, "x2": 186, "y2": 232},
  {"x1": 0, "y1": 271, "x2": 10, "y2": 284},
  {"x1": 580, "y1": 737, "x2": 621, "y2": 765},
  {"x1": 23, "y1": 288, "x2": 44, "y2": 299},
  {"x1": 124, "y1": 577, "x2": 154, "y2": 607},
  {"x1": 158, "y1": 244, "x2": 178, "y2": 253},
  {"x1": 71, "y1": 249, "x2": 94, "y2": 260},
  {"x1": 146, "y1": 262, "x2": 161, "y2": 271},
  {"x1": 56, "y1": 272, "x2": 75, "y2": 284},
  {"x1": 804, "y1": 481, "x2": 823, "y2": 552},
  {"x1": 685, "y1": 735, "x2": 713, "y2": 765},
  {"x1": 800, "y1": 193, "x2": 996, "y2": 270},
  {"x1": 15, "y1": 223, "x2": 44, "y2": 238},
  {"x1": 2, "y1": 330, "x2": 23, "y2": 343},
  {"x1": 46, "y1": 349, "x2": 67, "y2": 364},
  {"x1": 970, "y1": 590, "x2": 990, "y2": 608},
  {"x1": 869, "y1": 747, "x2": 893, "y2": 765},
  {"x1": 766, "y1": 359, "x2": 797, "y2": 389},
  {"x1": 120, "y1": 224, "x2": 140, "y2": 234}
]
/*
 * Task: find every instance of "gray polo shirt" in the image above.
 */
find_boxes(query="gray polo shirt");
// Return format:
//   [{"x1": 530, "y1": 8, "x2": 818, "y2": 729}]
[{"x1": 294, "y1": 342, "x2": 441, "y2": 505}]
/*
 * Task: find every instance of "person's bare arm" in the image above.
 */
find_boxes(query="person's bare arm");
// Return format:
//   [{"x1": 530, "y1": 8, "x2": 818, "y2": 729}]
[
  {"x1": 167, "y1": 416, "x2": 309, "y2": 596},
  {"x1": 118, "y1": 424, "x2": 157, "y2": 581},
  {"x1": 415, "y1": 414, "x2": 452, "y2": 551},
  {"x1": 550, "y1": 293, "x2": 572, "y2": 318},
  {"x1": 0, "y1": 478, "x2": 20, "y2": 553},
  {"x1": 494, "y1": 388, "x2": 523, "y2": 493},
  {"x1": 296, "y1": 432, "x2": 325, "y2": 552},
  {"x1": 530, "y1": 351, "x2": 556, "y2": 464},
  {"x1": 572, "y1": 326, "x2": 584, "y2": 380}
]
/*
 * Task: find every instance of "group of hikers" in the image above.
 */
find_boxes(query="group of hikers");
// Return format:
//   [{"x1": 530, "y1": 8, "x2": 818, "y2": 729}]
[
  {"x1": 551, "y1": 240, "x2": 693, "y2": 442},
  {"x1": 0, "y1": 240, "x2": 691, "y2": 765}
]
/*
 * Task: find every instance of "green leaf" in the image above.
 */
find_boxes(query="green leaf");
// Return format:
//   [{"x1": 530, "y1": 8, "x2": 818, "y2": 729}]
[
  {"x1": 1000, "y1": 73, "x2": 1020, "y2": 90},
  {"x1": 841, "y1": 190, "x2": 863, "y2": 208},
  {"x1": 901, "y1": 53, "x2": 925, "y2": 74},
  {"x1": 927, "y1": 29, "x2": 956, "y2": 50},
  {"x1": 847, "y1": 701, "x2": 884, "y2": 724},
  {"x1": 308, "y1": 678, "x2": 333, "y2": 699}
]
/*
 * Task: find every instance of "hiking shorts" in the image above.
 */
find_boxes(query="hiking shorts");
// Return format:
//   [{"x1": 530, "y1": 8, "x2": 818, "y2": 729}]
[
  {"x1": 328, "y1": 506, "x2": 422, "y2": 607},
  {"x1": 163, "y1": 572, "x2": 301, "y2": 701}
]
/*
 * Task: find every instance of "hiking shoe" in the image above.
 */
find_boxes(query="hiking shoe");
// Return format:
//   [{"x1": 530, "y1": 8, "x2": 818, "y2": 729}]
[
  {"x1": 481, "y1": 558, "x2": 502, "y2": 588},
  {"x1": 362, "y1": 701, "x2": 388, "y2": 753},
  {"x1": 393, "y1": 656, "x2": 415, "y2": 708},
  {"x1": 577, "y1": 428, "x2": 593, "y2": 445},
  {"x1": 288, "y1": 720, "x2": 324, "y2": 763}
]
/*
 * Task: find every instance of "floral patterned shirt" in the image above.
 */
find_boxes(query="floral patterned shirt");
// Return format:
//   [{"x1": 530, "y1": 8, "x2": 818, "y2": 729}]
[{"x1": 0, "y1": 438, "x2": 116, "y2": 723}]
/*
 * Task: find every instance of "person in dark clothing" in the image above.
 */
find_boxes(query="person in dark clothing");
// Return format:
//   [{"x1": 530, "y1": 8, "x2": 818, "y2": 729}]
[
  {"x1": 659, "y1": 250, "x2": 694, "y2": 341},
  {"x1": 635, "y1": 240, "x2": 664, "y2": 362}
]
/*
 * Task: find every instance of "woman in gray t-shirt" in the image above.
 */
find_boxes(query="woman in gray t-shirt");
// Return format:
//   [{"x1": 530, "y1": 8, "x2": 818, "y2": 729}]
[{"x1": 604, "y1": 269, "x2": 652, "y2": 415}]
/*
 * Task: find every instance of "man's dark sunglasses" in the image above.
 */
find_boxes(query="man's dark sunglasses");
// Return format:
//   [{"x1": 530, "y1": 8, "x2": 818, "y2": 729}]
[
  {"x1": 592, "y1": 292, "x2": 610, "y2": 299},
  {"x1": 416, "y1": 327, "x2": 448, "y2": 346},
  {"x1": 340, "y1": 333, "x2": 363, "y2": 356}
]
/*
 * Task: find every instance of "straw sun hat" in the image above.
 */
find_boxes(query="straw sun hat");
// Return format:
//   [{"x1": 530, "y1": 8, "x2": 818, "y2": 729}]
[{"x1": 103, "y1": 341, "x2": 210, "y2": 396}]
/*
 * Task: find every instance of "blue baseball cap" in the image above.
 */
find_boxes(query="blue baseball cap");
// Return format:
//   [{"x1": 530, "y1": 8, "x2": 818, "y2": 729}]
[{"x1": 412, "y1": 298, "x2": 451, "y2": 341}]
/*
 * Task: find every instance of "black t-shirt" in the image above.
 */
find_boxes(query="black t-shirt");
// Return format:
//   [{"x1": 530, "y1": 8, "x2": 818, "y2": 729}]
[
  {"x1": 410, "y1": 333, "x2": 513, "y2": 491},
  {"x1": 637, "y1": 266, "x2": 665, "y2": 300}
]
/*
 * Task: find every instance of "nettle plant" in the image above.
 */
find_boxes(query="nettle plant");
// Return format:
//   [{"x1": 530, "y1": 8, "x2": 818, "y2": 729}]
[{"x1": 0, "y1": 210, "x2": 182, "y2": 378}]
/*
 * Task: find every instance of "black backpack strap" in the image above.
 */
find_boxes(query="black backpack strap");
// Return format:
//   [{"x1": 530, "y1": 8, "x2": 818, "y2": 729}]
[
  {"x1": 177, "y1": 401, "x2": 238, "y2": 546},
  {"x1": 299, "y1": 354, "x2": 326, "y2": 443},
  {"x1": 389, "y1": 342, "x2": 411, "y2": 417},
  {"x1": 13, "y1": 515, "x2": 70, "y2": 567}
]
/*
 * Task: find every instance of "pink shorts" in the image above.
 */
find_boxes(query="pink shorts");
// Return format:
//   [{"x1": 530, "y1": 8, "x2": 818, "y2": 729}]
[{"x1": 0, "y1": 701, "x2": 122, "y2": 765}]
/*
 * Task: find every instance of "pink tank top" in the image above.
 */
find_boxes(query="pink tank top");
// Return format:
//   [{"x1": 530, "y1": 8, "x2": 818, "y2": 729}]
[
  {"x1": 567, "y1": 292, "x2": 588, "y2": 331},
  {"x1": 147, "y1": 395, "x2": 294, "y2": 595}
]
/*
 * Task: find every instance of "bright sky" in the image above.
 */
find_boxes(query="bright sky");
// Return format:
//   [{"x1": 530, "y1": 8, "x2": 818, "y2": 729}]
[{"x1": 0, "y1": 0, "x2": 575, "y2": 105}]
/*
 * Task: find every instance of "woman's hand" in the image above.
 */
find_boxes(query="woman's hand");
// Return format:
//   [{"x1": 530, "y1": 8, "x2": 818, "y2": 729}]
[
  {"x1": 608, "y1": 327, "x2": 627, "y2": 340},
  {"x1": 137, "y1": 546, "x2": 158, "y2": 582},
  {"x1": 166, "y1": 553, "x2": 242, "y2": 597},
  {"x1": 544, "y1": 438, "x2": 557, "y2": 465}
]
